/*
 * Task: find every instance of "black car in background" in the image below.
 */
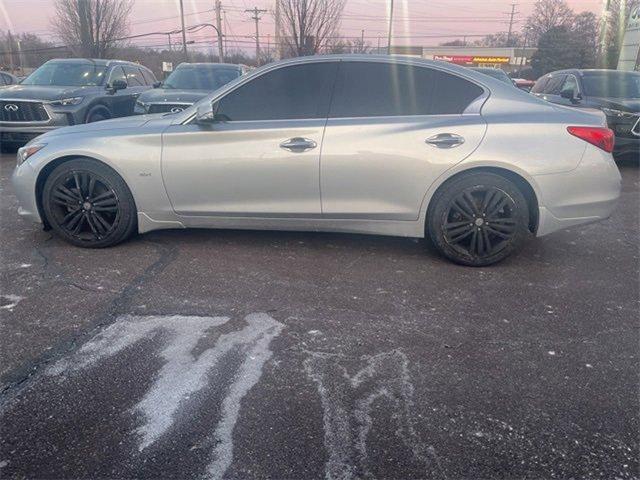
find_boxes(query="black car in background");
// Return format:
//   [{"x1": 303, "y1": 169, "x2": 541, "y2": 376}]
[
  {"x1": 0, "y1": 58, "x2": 156, "y2": 149},
  {"x1": 531, "y1": 69, "x2": 640, "y2": 159},
  {"x1": 134, "y1": 63, "x2": 246, "y2": 114}
]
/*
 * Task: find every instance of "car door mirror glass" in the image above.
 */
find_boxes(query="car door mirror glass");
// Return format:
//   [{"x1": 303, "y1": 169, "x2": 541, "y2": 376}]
[
  {"x1": 110, "y1": 79, "x2": 128, "y2": 91},
  {"x1": 560, "y1": 88, "x2": 575, "y2": 100}
]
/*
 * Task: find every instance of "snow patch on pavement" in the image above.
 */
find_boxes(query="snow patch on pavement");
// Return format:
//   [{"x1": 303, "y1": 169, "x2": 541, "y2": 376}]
[
  {"x1": 47, "y1": 312, "x2": 284, "y2": 480},
  {"x1": 304, "y1": 349, "x2": 443, "y2": 480}
]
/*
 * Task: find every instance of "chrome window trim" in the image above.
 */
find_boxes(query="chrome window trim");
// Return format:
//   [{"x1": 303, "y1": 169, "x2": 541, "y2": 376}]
[
  {"x1": 632, "y1": 116, "x2": 640, "y2": 137},
  {"x1": 180, "y1": 56, "x2": 489, "y2": 125}
]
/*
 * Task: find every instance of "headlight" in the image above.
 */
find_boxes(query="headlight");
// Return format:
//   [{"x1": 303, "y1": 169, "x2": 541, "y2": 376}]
[
  {"x1": 50, "y1": 96, "x2": 84, "y2": 106},
  {"x1": 17, "y1": 143, "x2": 46, "y2": 166},
  {"x1": 602, "y1": 107, "x2": 636, "y2": 119}
]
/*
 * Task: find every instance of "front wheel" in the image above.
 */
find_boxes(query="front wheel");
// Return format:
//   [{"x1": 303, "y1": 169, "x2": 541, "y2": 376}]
[
  {"x1": 42, "y1": 159, "x2": 137, "y2": 248},
  {"x1": 427, "y1": 172, "x2": 531, "y2": 266}
]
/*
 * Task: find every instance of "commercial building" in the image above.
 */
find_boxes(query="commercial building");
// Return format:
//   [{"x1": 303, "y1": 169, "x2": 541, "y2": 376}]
[
  {"x1": 389, "y1": 46, "x2": 536, "y2": 72},
  {"x1": 617, "y1": 5, "x2": 640, "y2": 71}
]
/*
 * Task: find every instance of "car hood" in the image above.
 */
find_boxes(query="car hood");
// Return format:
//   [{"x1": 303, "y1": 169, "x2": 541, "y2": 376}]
[
  {"x1": 0, "y1": 84, "x2": 98, "y2": 101},
  {"x1": 34, "y1": 114, "x2": 170, "y2": 141},
  {"x1": 590, "y1": 97, "x2": 640, "y2": 113},
  {"x1": 138, "y1": 88, "x2": 208, "y2": 104}
]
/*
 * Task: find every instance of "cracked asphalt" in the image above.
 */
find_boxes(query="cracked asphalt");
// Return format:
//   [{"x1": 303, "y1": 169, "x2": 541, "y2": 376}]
[{"x1": 0, "y1": 152, "x2": 638, "y2": 479}]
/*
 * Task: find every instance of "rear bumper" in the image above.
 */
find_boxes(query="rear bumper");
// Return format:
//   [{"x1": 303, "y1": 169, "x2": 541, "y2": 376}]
[{"x1": 535, "y1": 146, "x2": 621, "y2": 237}]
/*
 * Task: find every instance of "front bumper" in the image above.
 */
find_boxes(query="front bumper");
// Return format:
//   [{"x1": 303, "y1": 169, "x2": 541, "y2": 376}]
[
  {"x1": 535, "y1": 145, "x2": 621, "y2": 237},
  {"x1": 11, "y1": 159, "x2": 42, "y2": 224},
  {"x1": 0, "y1": 105, "x2": 77, "y2": 144}
]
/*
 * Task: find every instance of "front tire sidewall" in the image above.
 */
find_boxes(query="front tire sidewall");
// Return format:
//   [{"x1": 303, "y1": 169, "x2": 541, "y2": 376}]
[
  {"x1": 427, "y1": 173, "x2": 530, "y2": 267},
  {"x1": 42, "y1": 159, "x2": 137, "y2": 248}
]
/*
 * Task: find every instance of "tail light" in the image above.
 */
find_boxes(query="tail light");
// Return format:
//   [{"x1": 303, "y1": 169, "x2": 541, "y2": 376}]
[{"x1": 567, "y1": 126, "x2": 615, "y2": 153}]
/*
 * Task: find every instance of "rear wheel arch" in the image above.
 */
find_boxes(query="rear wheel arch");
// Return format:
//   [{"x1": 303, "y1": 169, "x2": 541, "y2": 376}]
[
  {"x1": 35, "y1": 156, "x2": 137, "y2": 230},
  {"x1": 426, "y1": 166, "x2": 539, "y2": 234}
]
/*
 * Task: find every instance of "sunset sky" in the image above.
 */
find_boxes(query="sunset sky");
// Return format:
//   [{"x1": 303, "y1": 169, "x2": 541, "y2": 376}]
[{"x1": 1, "y1": 0, "x2": 605, "y2": 54}]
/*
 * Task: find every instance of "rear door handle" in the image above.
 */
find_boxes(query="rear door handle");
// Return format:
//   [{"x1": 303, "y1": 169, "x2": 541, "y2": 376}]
[
  {"x1": 280, "y1": 137, "x2": 317, "y2": 152},
  {"x1": 425, "y1": 133, "x2": 465, "y2": 149}
]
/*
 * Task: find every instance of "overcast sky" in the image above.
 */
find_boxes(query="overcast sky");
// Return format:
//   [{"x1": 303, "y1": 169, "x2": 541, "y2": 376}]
[{"x1": 1, "y1": 0, "x2": 604, "y2": 53}]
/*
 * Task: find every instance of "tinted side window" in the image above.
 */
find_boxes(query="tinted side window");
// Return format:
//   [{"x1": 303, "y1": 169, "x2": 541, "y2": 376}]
[
  {"x1": 430, "y1": 70, "x2": 485, "y2": 114},
  {"x1": 531, "y1": 76, "x2": 549, "y2": 93},
  {"x1": 0, "y1": 75, "x2": 5, "y2": 86},
  {"x1": 108, "y1": 66, "x2": 126, "y2": 85},
  {"x1": 140, "y1": 68, "x2": 156, "y2": 85},
  {"x1": 216, "y1": 62, "x2": 337, "y2": 121},
  {"x1": 544, "y1": 75, "x2": 566, "y2": 95},
  {"x1": 123, "y1": 65, "x2": 144, "y2": 86},
  {"x1": 330, "y1": 62, "x2": 482, "y2": 118}
]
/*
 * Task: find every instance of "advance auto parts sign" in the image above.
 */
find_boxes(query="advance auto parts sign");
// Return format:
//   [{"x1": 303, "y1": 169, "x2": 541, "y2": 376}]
[{"x1": 434, "y1": 55, "x2": 511, "y2": 65}]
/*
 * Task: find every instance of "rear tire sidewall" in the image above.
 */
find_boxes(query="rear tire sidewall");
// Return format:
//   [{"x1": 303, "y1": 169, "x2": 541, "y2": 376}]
[
  {"x1": 427, "y1": 172, "x2": 530, "y2": 267},
  {"x1": 42, "y1": 158, "x2": 137, "y2": 248}
]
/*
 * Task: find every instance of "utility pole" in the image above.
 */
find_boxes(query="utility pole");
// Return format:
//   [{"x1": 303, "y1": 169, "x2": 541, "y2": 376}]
[
  {"x1": 505, "y1": 3, "x2": 518, "y2": 46},
  {"x1": 361, "y1": 29, "x2": 365, "y2": 53},
  {"x1": 274, "y1": 0, "x2": 281, "y2": 59},
  {"x1": 7, "y1": 30, "x2": 14, "y2": 73},
  {"x1": 215, "y1": 1, "x2": 225, "y2": 62},
  {"x1": 246, "y1": 7, "x2": 267, "y2": 65},
  {"x1": 387, "y1": 0, "x2": 394, "y2": 54},
  {"x1": 167, "y1": 33, "x2": 172, "y2": 51},
  {"x1": 179, "y1": 0, "x2": 188, "y2": 61}
]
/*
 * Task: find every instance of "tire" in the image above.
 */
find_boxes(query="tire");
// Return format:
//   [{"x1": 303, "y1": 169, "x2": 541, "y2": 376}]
[
  {"x1": 42, "y1": 158, "x2": 137, "y2": 248},
  {"x1": 427, "y1": 172, "x2": 530, "y2": 267},
  {"x1": 86, "y1": 106, "x2": 111, "y2": 123}
]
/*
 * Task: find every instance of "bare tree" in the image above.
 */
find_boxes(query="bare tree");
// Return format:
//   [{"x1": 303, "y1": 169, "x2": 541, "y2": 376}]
[
  {"x1": 52, "y1": 0, "x2": 134, "y2": 58},
  {"x1": 277, "y1": 0, "x2": 346, "y2": 57},
  {"x1": 525, "y1": 0, "x2": 574, "y2": 42}
]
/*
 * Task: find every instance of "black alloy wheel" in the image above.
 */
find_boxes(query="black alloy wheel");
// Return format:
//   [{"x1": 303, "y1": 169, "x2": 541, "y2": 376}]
[
  {"x1": 427, "y1": 172, "x2": 530, "y2": 266},
  {"x1": 43, "y1": 159, "x2": 137, "y2": 248}
]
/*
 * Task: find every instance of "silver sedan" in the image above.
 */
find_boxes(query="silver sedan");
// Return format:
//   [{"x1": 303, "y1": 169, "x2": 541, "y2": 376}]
[{"x1": 11, "y1": 55, "x2": 621, "y2": 266}]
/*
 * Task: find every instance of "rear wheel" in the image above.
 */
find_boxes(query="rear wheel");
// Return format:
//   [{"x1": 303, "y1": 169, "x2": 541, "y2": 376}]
[
  {"x1": 427, "y1": 172, "x2": 530, "y2": 266},
  {"x1": 42, "y1": 159, "x2": 137, "y2": 248}
]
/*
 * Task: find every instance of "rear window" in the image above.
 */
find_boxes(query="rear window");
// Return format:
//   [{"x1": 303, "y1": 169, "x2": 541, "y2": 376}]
[{"x1": 329, "y1": 62, "x2": 483, "y2": 118}]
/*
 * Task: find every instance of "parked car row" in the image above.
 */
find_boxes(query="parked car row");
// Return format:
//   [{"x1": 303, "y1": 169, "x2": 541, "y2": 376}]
[{"x1": 0, "y1": 58, "x2": 246, "y2": 151}]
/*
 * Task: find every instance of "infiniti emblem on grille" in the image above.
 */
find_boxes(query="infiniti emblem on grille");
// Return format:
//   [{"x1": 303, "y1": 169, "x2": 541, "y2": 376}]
[
  {"x1": 170, "y1": 106, "x2": 184, "y2": 113},
  {"x1": 4, "y1": 104, "x2": 19, "y2": 112}
]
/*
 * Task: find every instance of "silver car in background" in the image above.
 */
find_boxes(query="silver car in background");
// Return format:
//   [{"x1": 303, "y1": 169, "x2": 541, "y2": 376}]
[{"x1": 11, "y1": 55, "x2": 620, "y2": 266}]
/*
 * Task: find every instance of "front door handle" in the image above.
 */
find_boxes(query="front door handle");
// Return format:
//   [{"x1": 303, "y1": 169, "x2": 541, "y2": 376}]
[
  {"x1": 280, "y1": 137, "x2": 317, "y2": 152},
  {"x1": 425, "y1": 133, "x2": 465, "y2": 149}
]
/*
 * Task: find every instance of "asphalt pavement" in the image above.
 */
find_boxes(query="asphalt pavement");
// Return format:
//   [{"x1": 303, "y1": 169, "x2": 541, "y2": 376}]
[{"x1": 1, "y1": 152, "x2": 638, "y2": 479}]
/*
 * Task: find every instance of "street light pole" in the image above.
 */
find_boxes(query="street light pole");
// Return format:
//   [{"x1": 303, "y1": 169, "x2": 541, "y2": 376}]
[
  {"x1": 179, "y1": 0, "x2": 188, "y2": 61},
  {"x1": 387, "y1": 0, "x2": 394, "y2": 54}
]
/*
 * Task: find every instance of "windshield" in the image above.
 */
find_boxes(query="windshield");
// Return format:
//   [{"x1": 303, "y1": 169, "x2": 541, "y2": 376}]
[
  {"x1": 164, "y1": 66, "x2": 241, "y2": 90},
  {"x1": 581, "y1": 72, "x2": 640, "y2": 99},
  {"x1": 22, "y1": 62, "x2": 107, "y2": 86}
]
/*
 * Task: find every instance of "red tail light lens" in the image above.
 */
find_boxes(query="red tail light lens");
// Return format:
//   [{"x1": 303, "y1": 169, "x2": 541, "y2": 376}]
[{"x1": 567, "y1": 126, "x2": 615, "y2": 153}]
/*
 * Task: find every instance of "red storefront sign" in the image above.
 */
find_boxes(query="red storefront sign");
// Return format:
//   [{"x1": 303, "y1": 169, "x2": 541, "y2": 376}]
[{"x1": 434, "y1": 55, "x2": 511, "y2": 65}]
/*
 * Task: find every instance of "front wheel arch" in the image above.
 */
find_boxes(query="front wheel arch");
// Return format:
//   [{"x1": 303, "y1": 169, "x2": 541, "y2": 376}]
[
  {"x1": 35, "y1": 155, "x2": 137, "y2": 231},
  {"x1": 426, "y1": 166, "x2": 539, "y2": 235}
]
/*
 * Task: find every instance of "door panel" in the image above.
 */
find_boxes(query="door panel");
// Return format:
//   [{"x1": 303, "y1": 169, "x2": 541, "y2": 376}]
[
  {"x1": 320, "y1": 115, "x2": 487, "y2": 220},
  {"x1": 161, "y1": 120, "x2": 325, "y2": 217}
]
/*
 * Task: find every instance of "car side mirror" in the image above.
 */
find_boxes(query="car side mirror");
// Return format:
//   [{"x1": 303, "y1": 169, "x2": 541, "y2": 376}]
[
  {"x1": 153, "y1": 81, "x2": 162, "y2": 88},
  {"x1": 196, "y1": 101, "x2": 218, "y2": 124},
  {"x1": 109, "y1": 79, "x2": 127, "y2": 92},
  {"x1": 560, "y1": 88, "x2": 573, "y2": 99},
  {"x1": 196, "y1": 101, "x2": 228, "y2": 124}
]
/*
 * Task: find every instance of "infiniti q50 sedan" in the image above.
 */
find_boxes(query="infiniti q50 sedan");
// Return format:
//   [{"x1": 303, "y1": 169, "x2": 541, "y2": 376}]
[{"x1": 11, "y1": 55, "x2": 621, "y2": 266}]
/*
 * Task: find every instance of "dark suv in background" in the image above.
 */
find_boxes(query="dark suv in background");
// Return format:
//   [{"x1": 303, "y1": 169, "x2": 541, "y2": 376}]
[
  {"x1": 134, "y1": 63, "x2": 245, "y2": 114},
  {"x1": 531, "y1": 69, "x2": 640, "y2": 159},
  {"x1": 0, "y1": 58, "x2": 156, "y2": 149}
]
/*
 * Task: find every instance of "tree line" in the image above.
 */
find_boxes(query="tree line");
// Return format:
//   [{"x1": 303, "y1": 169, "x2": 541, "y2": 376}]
[{"x1": 0, "y1": 0, "x2": 637, "y2": 79}]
